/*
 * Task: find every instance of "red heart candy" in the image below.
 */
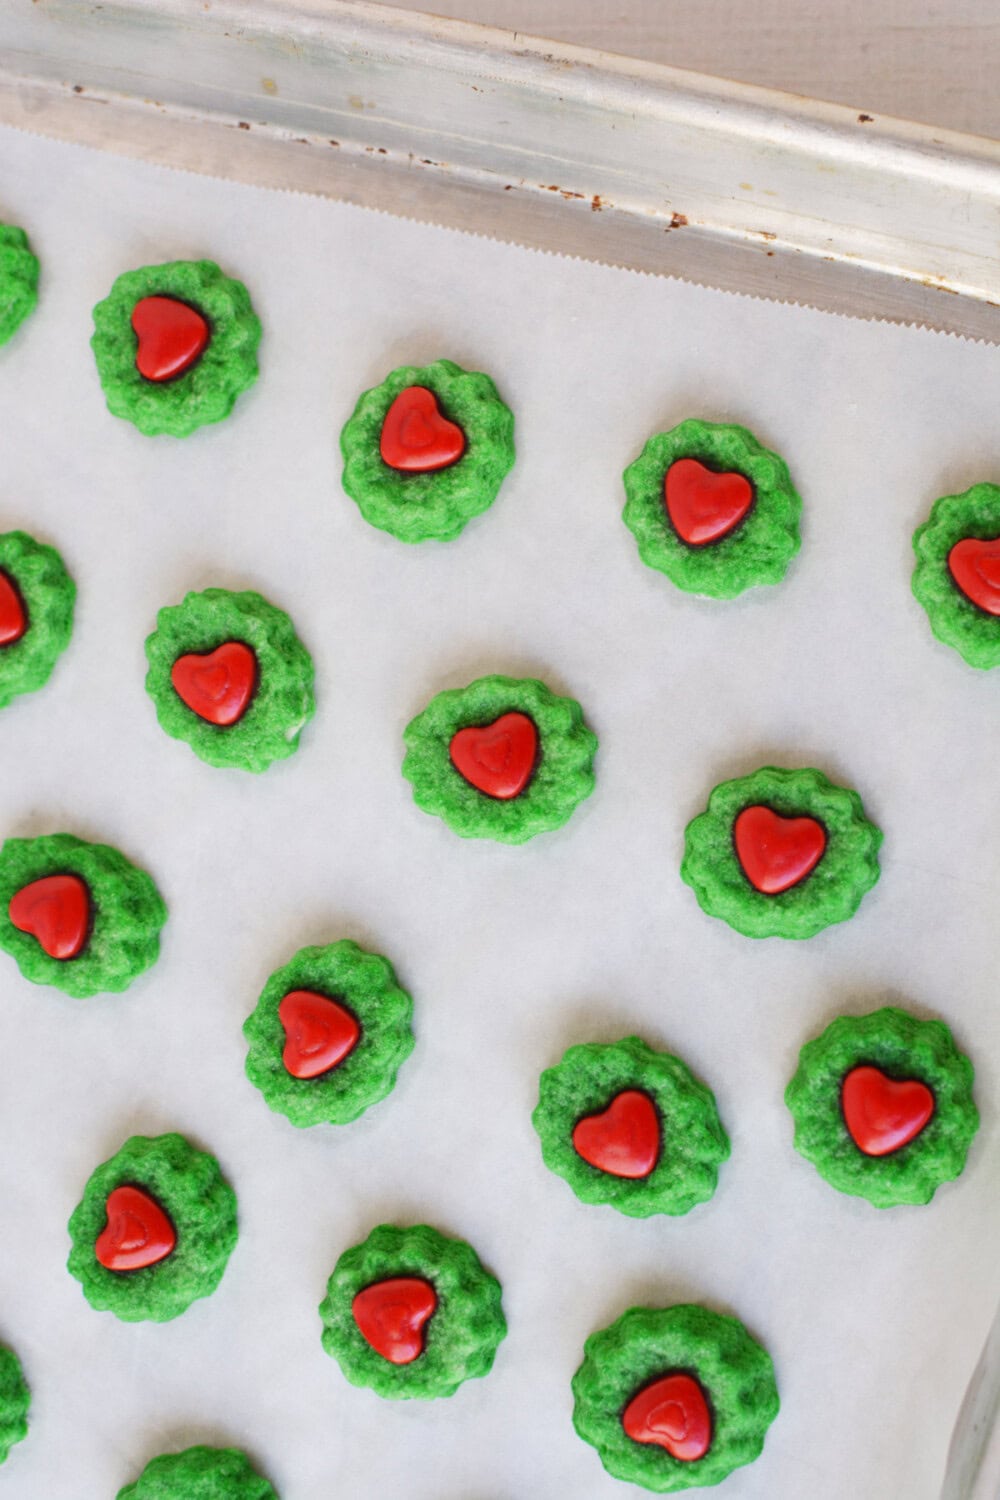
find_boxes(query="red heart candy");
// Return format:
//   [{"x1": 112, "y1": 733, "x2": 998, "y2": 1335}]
[
  {"x1": 665, "y1": 458, "x2": 753, "y2": 545},
  {"x1": 131, "y1": 296, "x2": 209, "y2": 383},
  {"x1": 623, "y1": 1373, "x2": 712, "y2": 1462},
  {"x1": 95, "y1": 1185, "x2": 177, "y2": 1272},
  {"x1": 0, "y1": 571, "x2": 27, "y2": 647},
  {"x1": 9, "y1": 873, "x2": 90, "y2": 959},
  {"x1": 841, "y1": 1065, "x2": 934, "y2": 1157},
  {"x1": 352, "y1": 1277, "x2": 437, "y2": 1364},
  {"x1": 733, "y1": 805, "x2": 826, "y2": 894},
  {"x1": 278, "y1": 990, "x2": 361, "y2": 1080},
  {"x1": 572, "y1": 1090, "x2": 661, "y2": 1179},
  {"x1": 948, "y1": 538, "x2": 1000, "y2": 615},
  {"x1": 171, "y1": 641, "x2": 257, "y2": 726},
  {"x1": 380, "y1": 386, "x2": 466, "y2": 472},
  {"x1": 449, "y1": 712, "x2": 538, "y2": 800}
]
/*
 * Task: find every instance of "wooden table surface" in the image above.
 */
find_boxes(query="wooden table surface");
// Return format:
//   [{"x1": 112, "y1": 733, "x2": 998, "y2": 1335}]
[{"x1": 386, "y1": 0, "x2": 1000, "y2": 141}]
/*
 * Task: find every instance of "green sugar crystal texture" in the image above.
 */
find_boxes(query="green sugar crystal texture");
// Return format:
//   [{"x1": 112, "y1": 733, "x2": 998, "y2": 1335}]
[
  {"x1": 402, "y1": 673, "x2": 597, "y2": 843},
  {"x1": 340, "y1": 358, "x2": 515, "y2": 542},
  {"x1": 244, "y1": 940, "x2": 415, "y2": 1127},
  {"x1": 0, "y1": 832, "x2": 166, "y2": 997},
  {"x1": 68, "y1": 1133, "x2": 238, "y2": 1322},
  {"x1": 533, "y1": 1036, "x2": 730, "y2": 1217},
  {"x1": 912, "y1": 482, "x2": 1000, "y2": 667},
  {"x1": 0, "y1": 530, "x2": 75, "y2": 709},
  {"x1": 91, "y1": 259, "x2": 260, "y2": 437},
  {"x1": 319, "y1": 1223, "x2": 506, "y2": 1399},
  {"x1": 622, "y1": 418, "x2": 801, "y2": 598},
  {"x1": 116, "y1": 1445, "x2": 277, "y2": 1499},
  {"x1": 786, "y1": 1006, "x2": 979, "y2": 1207},
  {"x1": 572, "y1": 1304, "x2": 779, "y2": 1492},
  {"x1": 681, "y1": 765, "x2": 882, "y2": 939},
  {"x1": 0, "y1": 225, "x2": 39, "y2": 347},
  {"x1": 145, "y1": 587, "x2": 315, "y2": 772}
]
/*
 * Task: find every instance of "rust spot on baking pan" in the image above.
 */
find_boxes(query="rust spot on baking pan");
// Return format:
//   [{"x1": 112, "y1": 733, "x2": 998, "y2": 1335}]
[
  {"x1": 756, "y1": 230, "x2": 777, "y2": 241},
  {"x1": 858, "y1": 113, "x2": 874, "y2": 123},
  {"x1": 665, "y1": 212, "x2": 687, "y2": 230},
  {"x1": 591, "y1": 195, "x2": 603, "y2": 212},
  {"x1": 238, "y1": 121, "x2": 251, "y2": 129}
]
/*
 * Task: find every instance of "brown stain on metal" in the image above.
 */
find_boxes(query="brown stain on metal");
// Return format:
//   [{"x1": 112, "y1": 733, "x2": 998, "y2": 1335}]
[
  {"x1": 858, "y1": 113, "x2": 874, "y2": 123},
  {"x1": 668, "y1": 212, "x2": 687, "y2": 229},
  {"x1": 237, "y1": 121, "x2": 251, "y2": 130},
  {"x1": 591, "y1": 194, "x2": 603, "y2": 212},
  {"x1": 757, "y1": 230, "x2": 777, "y2": 241}
]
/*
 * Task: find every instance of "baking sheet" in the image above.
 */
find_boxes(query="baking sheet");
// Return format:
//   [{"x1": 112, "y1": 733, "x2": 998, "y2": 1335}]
[{"x1": 1, "y1": 122, "x2": 999, "y2": 1500}]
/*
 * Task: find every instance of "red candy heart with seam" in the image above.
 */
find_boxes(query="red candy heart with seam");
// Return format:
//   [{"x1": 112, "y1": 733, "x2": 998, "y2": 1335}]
[
  {"x1": 841, "y1": 1065, "x2": 934, "y2": 1156},
  {"x1": 623, "y1": 1373, "x2": 712, "y2": 1461},
  {"x1": 9, "y1": 873, "x2": 90, "y2": 959},
  {"x1": 572, "y1": 1090, "x2": 661, "y2": 1179},
  {"x1": 380, "y1": 386, "x2": 466, "y2": 472},
  {"x1": 664, "y1": 458, "x2": 753, "y2": 545},
  {"x1": 449, "y1": 712, "x2": 538, "y2": 799},
  {"x1": 948, "y1": 537, "x2": 1000, "y2": 615},
  {"x1": 733, "y1": 805, "x2": 826, "y2": 894},
  {"x1": 0, "y1": 572, "x2": 26, "y2": 646},
  {"x1": 171, "y1": 641, "x2": 257, "y2": 726},
  {"x1": 131, "y1": 296, "x2": 209, "y2": 383},
  {"x1": 352, "y1": 1278, "x2": 437, "y2": 1364},
  {"x1": 95, "y1": 1185, "x2": 177, "y2": 1272},
  {"x1": 278, "y1": 990, "x2": 361, "y2": 1080}
]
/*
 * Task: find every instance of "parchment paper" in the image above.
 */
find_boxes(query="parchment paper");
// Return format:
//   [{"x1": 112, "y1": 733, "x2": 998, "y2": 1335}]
[{"x1": 0, "y1": 122, "x2": 998, "y2": 1500}]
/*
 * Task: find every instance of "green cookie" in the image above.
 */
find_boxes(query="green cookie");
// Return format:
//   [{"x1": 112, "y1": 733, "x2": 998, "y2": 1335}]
[
  {"x1": 0, "y1": 530, "x2": 75, "y2": 710},
  {"x1": 403, "y1": 673, "x2": 597, "y2": 843},
  {"x1": 319, "y1": 1223, "x2": 506, "y2": 1399},
  {"x1": 341, "y1": 358, "x2": 515, "y2": 542},
  {"x1": 786, "y1": 1006, "x2": 979, "y2": 1207},
  {"x1": 116, "y1": 1445, "x2": 277, "y2": 1499},
  {"x1": 681, "y1": 765, "x2": 882, "y2": 939},
  {"x1": 572, "y1": 1304, "x2": 779, "y2": 1491},
  {"x1": 91, "y1": 259, "x2": 260, "y2": 437},
  {"x1": 0, "y1": 832, "x2": 166, "y2": 997},
  {"x1": 244, "y1": 941, "x2": 415, "y2": 1127},
  {"x1": 533, "y1": 1036, "x2": 729, "y2": 1217},
  {"x1": 623, "y1": 419, "x2": 801, "y2": 598},
  {"x1": 68, "y1": 1133, "x2": 238, "y2": 1322}
]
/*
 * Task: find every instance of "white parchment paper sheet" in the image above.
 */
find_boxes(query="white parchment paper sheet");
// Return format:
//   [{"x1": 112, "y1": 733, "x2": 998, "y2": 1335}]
[{"x1": 0, "y1": 123, "x2": 998, "y2": 1500}]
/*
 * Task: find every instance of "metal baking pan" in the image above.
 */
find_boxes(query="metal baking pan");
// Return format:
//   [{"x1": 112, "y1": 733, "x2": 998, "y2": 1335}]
[
  {"x1": 2, "y1": 7, "x2": 1000, "y2": 1497},
  {"x1": 3, "y1": 0, "x2": 1000, "y2": 340}
]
